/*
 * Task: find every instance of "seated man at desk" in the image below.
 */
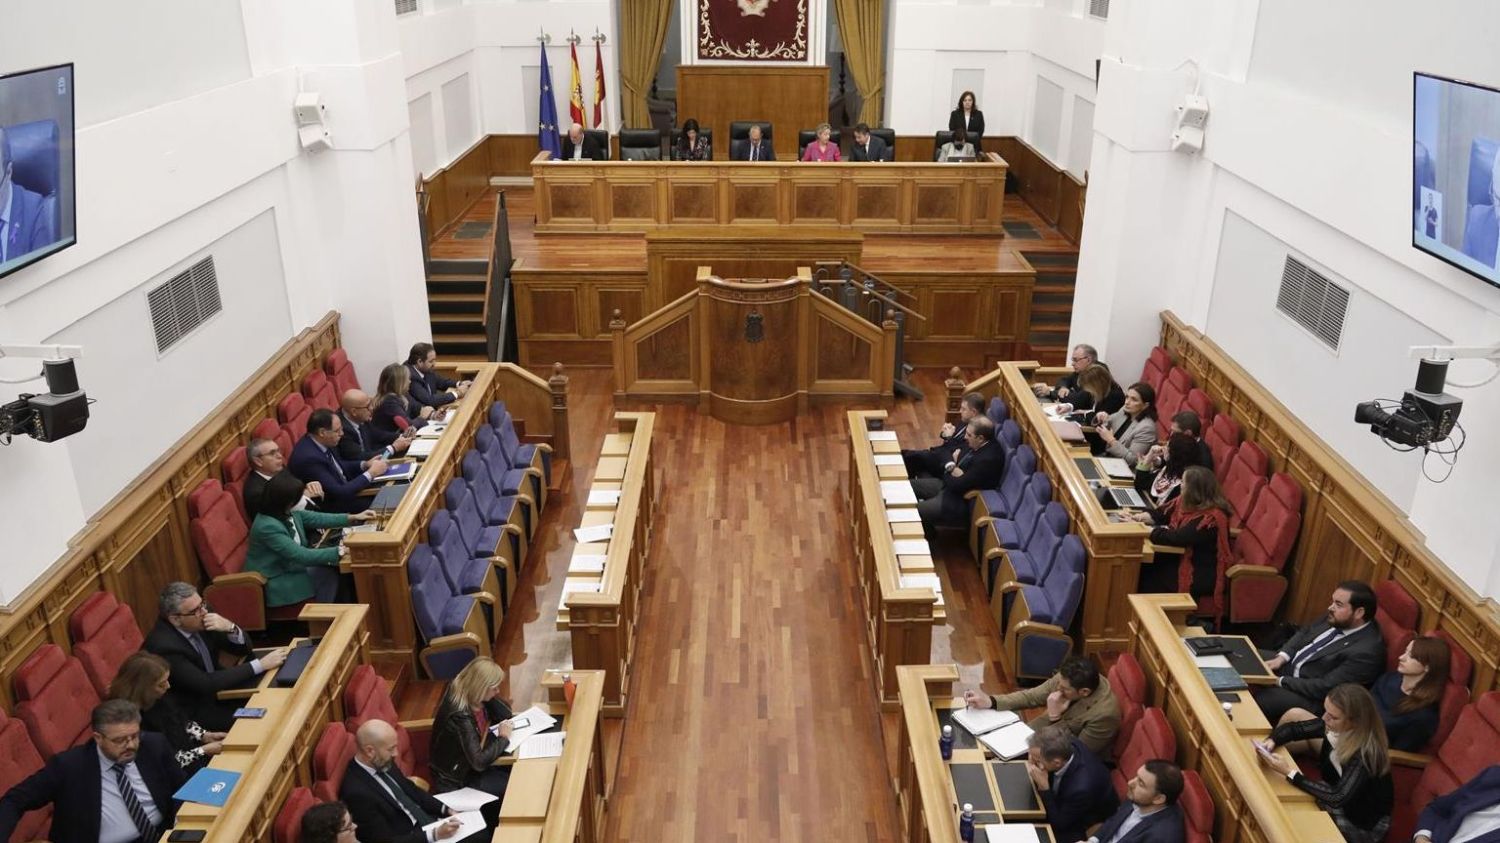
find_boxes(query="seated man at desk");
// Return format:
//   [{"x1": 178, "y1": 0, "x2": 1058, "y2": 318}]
[
  {"x1": 144, "y1": 582, "x2": 287, "y2": 731},
  {"x1": 339, "y1": 389, "x2": 412, "y2": 462},
  {"x1": 901, "y1": 391, "x2": 984, "y2": 479},
  {"x1": 914, "y1": 416, "x2": 1004, "y2": 533},
  {"x1": 1080, "y1": 759, "x2": 1186, "y2": 843},
  {"x1": 406, "y1": 342, "x2": 469, "y2": 409},
  {"x1": 1255, "y1": 581, "x2": 1385, "y2": 723},
  {"x1": 290, "y1": 409, "x2": 389, "y2": 514},
  {"x1": 849, "y1": 123, "x2": 893, "y2": 162},
  {"x1": 1033, "y1": 343, "x2": 1098, "y2": 401},
  {"x1": 1414, "y1": 764, "x2": 1500, "y2": 843},
  {"x1": 730, "y1": 124, "x2": 775, "y2": 161},
  {"x1": 560, "y1": 122, "x2": 603, "y2": 161},
  {"x1": 0, "y1": 699, "x2": 188, "y2": 843},
  {"x1": 244, "y1": 436, "x2": 323, "y2": 518},
  {"x1": 964, "y1": 656, "x2": 1121, "y2": 756},
  {"x1": 342, "y1": 719, "x2": 486, "y2": 842},
  {"x1": 1025, "y1": 725, "x2": 1119, "y2": 843}
]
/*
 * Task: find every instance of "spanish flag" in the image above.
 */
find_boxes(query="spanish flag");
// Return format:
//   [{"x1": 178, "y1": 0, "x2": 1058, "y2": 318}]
[
  {"x1": 568, "y1": 42, "x2": 586, "y2": 128},
  {"x1": 593, "y1": 41, "x2": 607, "y2": 129}
]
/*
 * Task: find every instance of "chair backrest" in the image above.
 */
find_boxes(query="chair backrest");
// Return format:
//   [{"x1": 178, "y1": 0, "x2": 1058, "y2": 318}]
[
  {"x1": 342, "y1": 661, "x2": 421, "y2": 774},
  {"x1": 986, "y1": 397, "x2": 1009, "y2": 425},
  {"x1": 619, "y1": 128, "x2": 664, "y2": 160},
  {"x1": 301, "y1": 369, "x2": 338, "y2": 412},
  {"x1": 998, "y1": 419, "x2": 1023, "y2": 455},
  {"x1": 0, "y1": 708, "x2": 50, "y2": 841},
  {"x1": 13, "y1": 644, "x2": 99, "y2": 758},
  {"x1": 1157, "y1": 367, "x2": 1193, "y2": 420},
  {"x1": 68, "y1": 592, "x2": 145, "y2": 697},
  {"x1": 1413, "y1": 691, "x2": 1500, "y2": 813},
  {"x1": 1434, "y1": 629, "x2": 1474, "y2": 688},
  {"x1": 932, "y1": 131, "x2": 956, "y2": 160},
  {"x1": 998, "y1": 445, "x2": 1039, "y2": 509},
  {"x1": 869, "y1": 127, "x2": 896, "y2": 149},
  {"x1": 1221, "y1": 441, "x2": 1270, "y2": 527},
  {"x1": 222, "y1": 445, "x2": 250, "y2": 486},
  {"x1": 1428, "y1": 681, "x2": 1472, "y2": 753},
  {"x1": 1205, "y1": 414, "x2": 1242, "y2": 483},
  {"x1": 1141, "y1": 347, "x2": 1172, "y2": 392},
  {"x1": 188, "y1": 479, "x2": 250, "y2": 578},
  {"x1": 1183, "y1": 388, "x2": 1216, "y2": 425},
  {"x1": 278, "y1": 392, "x2": 312, "y2": 442},
  {"x1": 273, "y1": 786, "x2": 317, "y2": 843},
  {"x1": 799, "y1": 128, "x2": 842, "y2": 157},
  {"x1": 729, "y1": 120, "x2": 773, "y2": 141},
  {"x1": 1180, "y1": 769, "x2": 1215, "y2": 843},
  {"x1": 580, "y1": 129, "x2": 609, "y2": 160},
  {"x1": 311, "y1": 721, "x2": 356, "y2": 802},
  {"x1": 1232, "y1": 472, "x2": 1303, "y2": 573},
  {"x1": 1374, "y1": 580, "x2": 1420, "y2": 670},
  {"x1": 1107, "y1": 652, "x2": 1147, "y2": 761},
  {"x1": 8, "y1": 119, "x2": 60, "y2": 199},
  {"x1": 323, "y1": 348, "x2": 360, "y2": 394},
  {"x1": 254, "y1": 416, "x2": 293, "y2": 460},
  {"x1": 1113, "y1": 708, "x2": 1176, "y2": 797},
  {"x1": 1036, "y1": 565, "x2": 1085, "y2": 626}
]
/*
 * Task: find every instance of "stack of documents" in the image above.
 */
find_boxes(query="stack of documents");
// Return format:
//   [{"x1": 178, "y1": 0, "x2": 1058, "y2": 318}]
[
  {"x1": 516, "y1": 731, "x2": 566, "y2": 759},
  {"x1": 423, "y1": 812, "x2": 486, "y2": 839},
  {"x1": 881, "y1": 480, "x2": 918, "y2": 505},
  {"x1": 899, "y1": 573, "x2": 944, "y2": 604},
  {"x1": 568, "y1": 553, "x2": 607, "y2": 574},
  {"x1": 572, "y1": 523, "x2": 613, "y2": 544},
  {"x1": 986, "y1": 825, "x2": 1045, "y2": 843},
  {"x1": 586, "y1": 489, "x2": 621, "y2": 507},
  {"x1": 434, "y1": 787, "x2": 499, "y2": 813},
  {"x1": 866, "y1": 430, "x2": 898, "y2": 442},
  {"x1": 497, "y1": 705, "x2": 560, "y2": 751},
  {"x1": 893, "y1": 539, "x2": 931, "y2": 557},
  {"x1": 885, "y1": 507, "x2": 921, "y2": 523},
  {"x1": 951, "y1": 707, "x2": 1021, "y2": 737},
  {"x1": 406, "y1": 438, "x2": 438, "y2": 459},
  {"x1": 977, "y1": 720, "x2": 1035, "y2": 760}
]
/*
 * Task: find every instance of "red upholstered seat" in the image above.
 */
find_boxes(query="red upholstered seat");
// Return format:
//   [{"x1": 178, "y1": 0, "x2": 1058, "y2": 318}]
[
  {"x1": 0, "y1": 707, "x2": 51, "y2": 841},
  {"x1": 1225, "y1": 473, "x2": 1303, "y2": 623},
  {"x1": 302, "y1": 369, "x2": 338, "y2": 412},
  {"x1": 1141, "y1": 347, "x2": 1171, "y2": 393},
  {"x1": 1180, "y1": 769, "x2": 1214, "y2": 843},
  {"x1": 343, "y1": 664, "x2": 429, "y2": 781},
  {"x1": 1434, "y1": 629, "x2": 1474, "y2": 687},
  {"x1": 312, "y1": 722, "x2": 357, "y2": 803},
  {"x1": 1221, "y1": 441, "x2": 1269, "y2": 529},
  {"x1": 1155, "y1": 368, "x2": 1193, "y2": 439},
  {"x1": 273, "y1": 786, "x2": 317, "y2": 843},
  {"x1": 253, "y1": 417, "x2": 294, "y2": 462},
  {"x1": 221, "y1": 446, "x2": 252, "y2": 525},
  {"x1": 1107, "y1": 653, "x2": 1148, "y2": 762},
  {"x1": 68, "y1": 592, "x2": 145, "y2": 696},
  {"x1": 324, "y1": 348, "x2": 360, "y2": 395},
  {"x1": 1183, "y1": 388, "x2": 1216, "y2": 425},
  {"x1": 1111, "y1": 708, "x2": 1176, "y2": 797},
  {"x1": 1391, "y1": 692, "x2": 1500, "y2": 843},
  {"x1": 188, "y1": 479, "x2": 268, "y2": 631},
  {"x1": 1374, "y1": 580, "x2": 1420, "y2": 671},
  {"x1": 278, "y1": 393, "x2": 312, "y2": 443},
  {"x1": 1205, "y1": 414, "x2": 1242, "y2": 483},
  {"x1": 13, "y1": 644, "x2": 99, "y2": 759}
]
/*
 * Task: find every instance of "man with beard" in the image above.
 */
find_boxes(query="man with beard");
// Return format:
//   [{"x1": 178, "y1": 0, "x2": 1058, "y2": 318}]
[{"x1": 1255, "y1": 581, "x2": 1385, "y2": 722}]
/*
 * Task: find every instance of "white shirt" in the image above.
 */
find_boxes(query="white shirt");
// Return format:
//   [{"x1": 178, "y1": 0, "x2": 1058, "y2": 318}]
[
  {"x1": 175, "y1": 623, "x2": 265, "y2": 674},
  {"x1": 1418, "y1": 801, "x2": 1500, "y2": 843},
  {"x1": 1090, "y1": 804, "x2": 1164, "y2": 843},
  {"x1": 97, "y1": 746, "x2": 164, "y2": 843}
]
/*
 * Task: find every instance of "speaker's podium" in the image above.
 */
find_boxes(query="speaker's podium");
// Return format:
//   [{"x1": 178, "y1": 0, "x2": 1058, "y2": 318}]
[{"x1": 609, "y1": 267, "x2": 902, "y2": 424}]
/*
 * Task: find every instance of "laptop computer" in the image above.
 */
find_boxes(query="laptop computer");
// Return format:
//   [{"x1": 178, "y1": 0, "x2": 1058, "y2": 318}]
[{"x1": 1096, "y1": 485, "x2": 1148, "y2": 510}]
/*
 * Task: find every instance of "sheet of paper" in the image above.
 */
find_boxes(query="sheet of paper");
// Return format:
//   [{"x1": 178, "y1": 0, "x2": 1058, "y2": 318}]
[
  {"x1": 986, "y1": 825, "x2": 1045, "y2": 843},
  {"x1": 872, "y1": 454, "x2": 904, "y2": 466},
  {"x1": 569, "y1": 554, "x2": 607, "y2": 574},
  {"x1": 1098, "y1": 457, "x2": 1135, "y2": 479},
  {"x1": 434, "y1": 787, "x2": 500, "y2": 813},
  {"x1": 500, "y1": 705, "x2": 560, "y2": 751},
  {"x1": 587, "y1": 489, "x2": 621, "y2": 506},
  {"x1": 880, "y1": 480, "x2": 917, "y2": 505},
  {"x1": 423, "y1": 811, "x2": 486, "y2": 840},
  {"x1": 572, "y1": 523, "x2": 614, "y2": 544},
  {"x1": 977, "y1": 721, "x2": 1034, "y2": 760},
  {"x1": 866, "y1": 430, "x2": 898, "y2": 441},
  {"x1": 415, "y1": 423, "x2": 447, "y2": 439},
  {"x1": 517, "y1": 731, "x2": 566, "y2": 759},
  {"x1": 1193, "y1": 654, "x2": 1233, "y2": 669},
  {"x1": 406, "y1": 438, "x2": 438, "y2": 458},
  {"x1": 892, "y1": 539, "x2": 930, "y2": 556},
  {"x1": 885, "y1": 507, "x2": 921, "y2": 523},
  {"x1": 900, "y1": 574, "x2": 944, "y2": 603},
  {"x1": 951, "y1": 707, "x2": 1020, "y2": 737},
  {"x1": 343, "y1": 524, "x2": 377, "y2": 535}
]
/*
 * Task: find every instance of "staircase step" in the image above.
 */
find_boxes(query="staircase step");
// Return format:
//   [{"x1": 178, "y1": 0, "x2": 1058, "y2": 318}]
[
  {"x1": 1035, "y1": 272, "x2": 1077, "y2": 286},
  {"x1": 429, "y1": 258, "x2": 489, "y2": 275},
  {"x1": 433, "y1": 319, "x2": 485, "y2": 335},
  {"x1": 1022, "y1": 252, "x2": 1080, "y2": 268},
  {"x1": 1031, "y1": 303, "x2": 1075, "y2": 316},
  {"x1": 1033, "y1": 292, "x2": 1073, "y2": 306},
  {"x1": 429, "y1": 293, "x2": 486, "y2": 316},
  {"x1": 435, "y1": 338, "x2": 489, "y2": 358},
  {"x1": 427, "y1": 279, "x2": 488, "y2": 295}
]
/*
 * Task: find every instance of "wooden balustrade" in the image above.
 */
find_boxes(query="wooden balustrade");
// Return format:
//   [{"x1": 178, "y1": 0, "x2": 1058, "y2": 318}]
[{"x1": 494, "y1": 670, "x2": 610, "y2": 843}]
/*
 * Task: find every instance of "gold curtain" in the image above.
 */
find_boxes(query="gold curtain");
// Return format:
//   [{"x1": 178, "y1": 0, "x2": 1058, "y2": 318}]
[
  {"x1": 834, "y1": 0, "x2": 886, "y2": 126},
  {"x1": 620, "y1": 0, "x2": 674, "y2": 128}
]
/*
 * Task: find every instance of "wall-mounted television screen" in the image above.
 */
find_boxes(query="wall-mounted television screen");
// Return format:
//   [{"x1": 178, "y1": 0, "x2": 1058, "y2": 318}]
[
  {"x1": 0, "y1": 63, "x2": 76, "y2": 281},
  {"x1": 1414, "y1": 72, "x2": 1500, "y2": 289}
]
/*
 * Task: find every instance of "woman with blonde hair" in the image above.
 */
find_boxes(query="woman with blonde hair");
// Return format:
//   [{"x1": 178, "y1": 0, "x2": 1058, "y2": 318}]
[
  {"x1": 1255, "y1": 683, "x2": 1394, "y2": 842},
  {"x1": 802, "y1": 122, "x2": 842, "y2": 162},
  {"x1": 371, "y1": 362, "x2": 433, "y2": 440},
  {"x1": 108, "y1": 651, "x2": 225, "y2": 771},
  {"x1": 429, "y1": 657, "x2": 515, "y2": 801}
]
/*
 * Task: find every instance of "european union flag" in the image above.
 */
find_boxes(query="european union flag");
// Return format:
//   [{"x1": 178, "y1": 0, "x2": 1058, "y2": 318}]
[{"x1": 537, "y1": 43, "x2": 562, "y2": 158}]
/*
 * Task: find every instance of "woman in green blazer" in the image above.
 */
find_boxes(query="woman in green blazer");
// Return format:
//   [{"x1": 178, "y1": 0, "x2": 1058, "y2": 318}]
[{"x1": 245, "y1": 473, "x2": 371, "y2": 606}]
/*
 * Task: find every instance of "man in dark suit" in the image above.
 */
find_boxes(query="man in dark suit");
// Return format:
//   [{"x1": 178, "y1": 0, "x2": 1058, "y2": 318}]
[
  {"x1": 903, "y1": 391, "x2": 984, "y2": 479},
  {"x1": 1025, "y1": 726, "x2": 1119, "y2": 843},
  {"x1": 1080, "y1": 760, "x2": 1186, "y2": 843},
  {"x1": 1138, "y1": 410, "x2": 1213, "y2": 474},
  {"x1": 244, "y1": 436, "x2": 324, "y2": 518},
  {"x1": 1255, "y1": 580, "x2": 1385, "y2": 722},
  {"x1": 560, "y1": 123, "x2": 603, "y2": 161},
  {"x1": 406, "y1": 342, "x2": 469, "y2": 409},
  {"x1": 339, "y1": 389, "x2": 411, "y2": 462},
  {"x1": 915, "y1": 416, "x2": 1005, "y2": 530},
  {"x1": 144, "y1": 582, "x2": 287, "y2": 731},
  {"x1": 730, "y1": 124, "x2": 775, "y2": 162},
  {"x1": 0, "y1": 700, "x2": 188, "y2": 843},
  {"x1": 289, "y1": 409, "x2": 388, "y2": 513},
  {"x1": 0, "y1": 127, "x2": 58, "y2": 265},
  {"x1": 849, "y1": 123, "x2": 893, "y2": 162},
  {"x1": 1033, "y1": 343, "x2": 1098, "y2": 400},
  {"x1": 342, "y1": 719, "x2": 484, "y2": 843},
  {"x1": 1414, "y1": 764, "x2": 1500, "y2": 843}
]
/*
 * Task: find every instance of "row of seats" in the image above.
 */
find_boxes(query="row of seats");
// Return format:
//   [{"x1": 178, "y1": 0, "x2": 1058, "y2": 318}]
[{"x1": 1107, "y1": 653, "x2": 1214, "y2": 843}]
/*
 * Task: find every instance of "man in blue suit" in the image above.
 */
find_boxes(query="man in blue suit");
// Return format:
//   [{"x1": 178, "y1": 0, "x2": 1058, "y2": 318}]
[
  {"x1": 0, "y1": 127, "x2": 58, "y2": 264},
  {"x1": 1414, "y1": 764, "x2": 1500, "y2": 843},
  {"x1": 1026, "y1": 726, "x2": 1119, "y2": 843},
  {"x1": 1462, "y1": 149, "x2": 1500, "y2": 270},
  {"x1": 290, "y1": 408, "x2": 388, "y2": 513},
  {"x1": 1079, "y1": 760, "x2": 1186, "y2": 843},
  {"x1": 0, "y1": 699, "x2": 187, "y2": 843}
]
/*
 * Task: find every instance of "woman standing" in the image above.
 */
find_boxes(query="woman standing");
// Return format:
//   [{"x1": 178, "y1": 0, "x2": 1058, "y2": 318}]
[
  {"x1": 430, "y1": 657, "x2": 516, "y2": 803},
  {"x1": 802, "y1": 123, "x2": 842, "y2": 162},
  {"x1": 107, "y1": 652, "x2": 225, "y2": 772},
  {"x1": 675, "y1": 118, "x2": 712, "y2": 161},
  {"x1": 949, "y1": 91, "x2": 985, "y2": 151},
  {"x1": 1138, "y1": 466, "x2": 1233, "y2": 620}
]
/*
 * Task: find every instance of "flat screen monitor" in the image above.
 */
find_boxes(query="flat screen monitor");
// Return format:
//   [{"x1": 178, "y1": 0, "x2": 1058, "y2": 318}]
[
  {"x1": 0, "y1": 63, "x2": 76, "y2": 281},
  {"x1": 1413, "y1": 72, "x2": 1500, "y2": 289}
]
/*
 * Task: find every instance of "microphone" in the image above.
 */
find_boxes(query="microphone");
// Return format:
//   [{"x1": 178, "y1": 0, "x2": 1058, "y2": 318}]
[{"x1": 393, "y1": 416, "x2": 410, "y2": 432}]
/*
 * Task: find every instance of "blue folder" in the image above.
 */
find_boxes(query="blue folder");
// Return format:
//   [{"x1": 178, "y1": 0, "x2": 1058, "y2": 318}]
[{"x1": 174, "y1": 768, "x2": 242, "y2": 807}]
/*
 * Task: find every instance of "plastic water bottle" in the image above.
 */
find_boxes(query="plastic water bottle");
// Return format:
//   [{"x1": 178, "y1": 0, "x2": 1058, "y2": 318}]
[
  {"x1": 959, "y1": 803, "x2": 975, "y2": 842},
  {"x1": 1222, "y1": 701, "x2": 1235, "y2": 721},
  {"x1": 940, "y1": 725, "x2": 955, "y2": 761}
]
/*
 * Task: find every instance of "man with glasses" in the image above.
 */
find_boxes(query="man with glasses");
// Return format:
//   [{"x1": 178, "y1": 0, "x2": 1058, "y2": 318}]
[
  {"x1": 0, "y1": 699, "x2": 186, "y2": 843},
  {"x1": 1033, "y1": 343, "x2": 1099, "y2": 401},
  {"x1": 244, "y1": 436, "x2": 324, "y2": 518},
  {"x1": 144, "y1": 582, "x2": 288, "y2": 731},
  {"x1": 339, "y1": 388, "x2": 412, "y2": 462}
]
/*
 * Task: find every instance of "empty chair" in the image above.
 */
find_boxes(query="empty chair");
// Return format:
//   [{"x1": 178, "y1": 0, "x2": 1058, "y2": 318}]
[
  {"x1": 1224, "y1": 472, "x2": 1303, "y2": 623},
  {"x1": 323, "y1": 348, "x2": 360, "y2": 394},
  {"x1": 0, "y1": 707, "x2": 51, "y2": 841},
  {"x1": 221, "y1": 445, "x2": 252, "y2": 524},
  {"x1": 1183, "y1": 388, "x2": 1216, "y2": 426},
  {"x1": 985, "y1": 396, "x2": 1009, "y2": 426},
  {"x1": 1003, "y1": 557, "x2": 1086, "y2": 682},
  {"x1": 1180, "y1": 770, "x2": 1215, "y2": 843},
  {"x1": 968, "y1": 443, "x2": 1036, "y2": 557},
  {"x1": 459, "y1": 452, "x2": 528, "y2": 566},
  {"x1": 975, "y1": 473, "x2": 1053, "y2": 564},
  {"x1": 1204, "y1": 414, "x2": 1242, "y2": 483},
  {"x1": 273, "y1": 786, "x2": 318, "y2": 843},
  {"x1": 301, "y1": 369, "x2": 339, "y2": 412},
  {"x1": 619, "y1": 128, "x2": 664, "y2": 161},
  {"x1": 496, "y1": 410, "x2": 552, "y2": 495},
  {"x1": 1155, "y1": 367, "x2": 1193, "y2": 439},
  {"x1": 1140, "y1": 347, "x2": 1172, "y2": 393},
  {"x1": 1111, "y1": 708, "x2": 1177, "y2": 797},
  {"x1": 997, "y1": 418, "x2": 1022, "y2": 458},
  {"x1": 427, "y1": 506, "x2": 507, "y2": 610},
  {"x1": 989, "y1": 503, "x2": 1069, "y2": 594},
  {"x1": 188, "y1": 478, "x2": 286, "y2": 630},
  {"x1": 68, "y1": 591, "x2": 145, "y2": 696},
  {"x1": 1220, "y1": 440, "x2": 1270, "y2": 529},
  {"x1": 311, "y1": 721, "x2": 356, "y2": 803},
  {"x1": 408, "y1": 552, "x2": 489, "y2": 680},
  {"x1": 1374, "y1": 579, "x2": 1421, "y2": 670},
  {"x1": 278, "y1": 392, "x2": 312, "y2": 442},
  {"x1": 13, "y1": 644, "x2": 99, "y2": 759},
  {"x1": 1107, "y1": 653, "x2": 1148, "y2": 762}
]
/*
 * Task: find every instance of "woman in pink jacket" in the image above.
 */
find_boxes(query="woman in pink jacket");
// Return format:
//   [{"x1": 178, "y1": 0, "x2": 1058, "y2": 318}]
[{"x1": 801, "y1": 123, "x2": 842, "y2": 162}]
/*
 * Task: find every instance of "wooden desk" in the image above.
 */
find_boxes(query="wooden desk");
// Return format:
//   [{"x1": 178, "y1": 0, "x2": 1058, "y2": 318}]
[
  {"x1": 160, "y1": 604, "x2": 370, "y2": 842},
  {"x1": 559, "y1": 413, "x2": 657, "y2": 716},
  {"x1": 847, "y1": 411, "x2": 942, "y2": 706},
  {"x1": 490, "y1": 670, "x2": 609, "y2": 843},
  {"x1": 1130, "y1": 594, "x2": 1342, "y2": 842},
  {"x1": 530, "y1": 153, "x2": 1007, "y2": 235}
]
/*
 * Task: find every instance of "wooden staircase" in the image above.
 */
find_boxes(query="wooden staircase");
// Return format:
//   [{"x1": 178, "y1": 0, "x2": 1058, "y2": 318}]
[
  {"x1": 426, "y1": 258, "x2": 490, "y2": 362},
  {"x1": 1022, "y1": 250, "x2": 1078, "y2": 366}
]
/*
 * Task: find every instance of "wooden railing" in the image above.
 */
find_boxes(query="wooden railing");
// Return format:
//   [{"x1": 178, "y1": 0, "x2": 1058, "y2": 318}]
[
  {"x1": 495, "y1": 670, "x2": 610, "y2": 843},
  {"x1": 846, "y1": 410, "x2": 942, "y2": 706},
  {"x1": 895, "y1": 664, "x2": 964, "y2": 843},
  {"x1": 557, "y1": 413, "x2": 657, "y2": 716}
]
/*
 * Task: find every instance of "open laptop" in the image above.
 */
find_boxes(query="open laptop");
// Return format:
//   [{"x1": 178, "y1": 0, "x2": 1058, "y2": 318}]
[
  {"x1": 946, "y1": 155, "x2": 977, "y2": 163},
  {"x1": 1096, "y1": 485, "x2": 1148, "y2": 510}
]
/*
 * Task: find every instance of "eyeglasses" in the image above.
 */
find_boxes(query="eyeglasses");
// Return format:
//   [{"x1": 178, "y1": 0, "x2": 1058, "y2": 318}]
[
  {"x1": 97, "y1": 730, "x2": 141, "y2": 747},
  {"x1": 172, "y1": 600, "x2": 211, "y2": 618},
  {"x1": 1070, "y1": 355, "x2": 1090, "y2": 363}
]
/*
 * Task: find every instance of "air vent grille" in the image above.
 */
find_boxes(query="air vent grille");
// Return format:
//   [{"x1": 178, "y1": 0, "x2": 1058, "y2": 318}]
[
  {"x1": 1089, "y1": 0, "x2": 1110, "y2": 19},
  {"x1": 1276, "y1": 255, "x2": 1348, "y2": 352},
  {"x1": 395, "y1": 0, "x2": 419, "y2": 16},
  {"x1": 148, "y1": 256, "x2": 222, "y2": 355}
]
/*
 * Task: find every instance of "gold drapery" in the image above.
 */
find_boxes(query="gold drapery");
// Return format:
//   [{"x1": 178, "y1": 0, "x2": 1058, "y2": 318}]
[
  {"x1": 620, "y1": 0, "x2": 674, "y2": 128},
  {"x1": 834, "y1": 0, "x2": 886, "y2": 126}
]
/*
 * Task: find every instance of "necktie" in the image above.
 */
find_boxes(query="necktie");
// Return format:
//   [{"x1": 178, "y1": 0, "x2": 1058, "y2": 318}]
[
  {"x1": 379, "y1": 767, "x2": 434, "y2": 826},
  {"x1": 327, "y1": 448, "x2": 344, "y2": 479},
  {"x1": 112, "y1": 763, "x2": 157, "y2": 842},
  {"x1": 190, "y1": 634, "x2": 214, "y2": 671},
  {"x1": 1290, "y1": 629, "x2": 1343, "y2": 674},
  {"x1": 750, "y1": 144, "x2": 756, "y2": 161}
]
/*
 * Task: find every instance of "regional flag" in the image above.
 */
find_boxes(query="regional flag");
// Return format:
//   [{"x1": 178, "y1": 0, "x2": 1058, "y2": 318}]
[{"x1": 593, "y1": 41, "x2": 607, "y2": 129}]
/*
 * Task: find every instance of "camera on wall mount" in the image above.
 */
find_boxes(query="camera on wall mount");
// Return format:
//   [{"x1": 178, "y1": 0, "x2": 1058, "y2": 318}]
[
  {"x1": 0, "y1": 346, "x2": 90, "y2": 443},
  {"x1": 1354, "y1": 343, "x2": 1500, "y2": 480}
]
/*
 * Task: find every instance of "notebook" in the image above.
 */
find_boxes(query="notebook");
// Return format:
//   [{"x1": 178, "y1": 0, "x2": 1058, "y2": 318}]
[
  {"x1": 406, "y1": 438, "x2": 438, "y2": 459},
  {"x1": 1098, "y1": 457, "x2": 1135, "y2": 479},
  {"x1": 272, "y1": 639, "x2": 320, "y2": 688},
  {"x1": 1200, "y1": 666, "x2": 1249, "y2": 692},
  {"x1": 977, "y1": 720, "x2": 1034, "y2": 760},
  {"x1": 377, "y1": 462, "x2": 417, "y2": 482},
  {"x1": 951, "y1": 707, "x2": 1020, "y2": 737},
  {"x1": 174, "y1": 768, "x2": 241, "y2": 807}
]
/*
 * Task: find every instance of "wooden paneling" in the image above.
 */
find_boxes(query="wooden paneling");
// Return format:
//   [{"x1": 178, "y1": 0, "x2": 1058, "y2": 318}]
[
  {"x1": 645, "y1": 226, "x2": 864, "y2": 312},
  {"x1": 1057, "y1": 172, "x2": 1087, "y2": 244},
  {"x1": 488, "y1": 133, "x2": 545, "y2": 176},
  {"x1": 675, "y1": 65, "x2": 829, "y2": 160},
  {"x1": 422, "y1": 136, "x2": 492, "y2": 239},
  {"x1": 1158, "y1": 312, "x2": 1500, "y2": 696},
  {"x1": 993, "y1": 137, "x2": 1063, "y2": 224},
  {"x1": 878, "y1": 270, "x2": 1034, "y2": 367}
]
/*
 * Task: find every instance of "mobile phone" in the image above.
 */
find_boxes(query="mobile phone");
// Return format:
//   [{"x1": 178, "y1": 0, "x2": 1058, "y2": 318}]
[
  {"x1": 169, "y1": 831, "x2": 207, "y2": 842},
  {"x1": 233, "y1": 707, "x2": 267, "y2": 719},
  {"x1": 510, "y1": 716, "x2": 531, "y2": 730}
]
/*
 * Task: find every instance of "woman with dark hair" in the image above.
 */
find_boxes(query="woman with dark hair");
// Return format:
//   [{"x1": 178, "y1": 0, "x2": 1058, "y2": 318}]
[
  {"x1": 245, "y1": 472, "x2": 367, "y2": 605},
  {"x1": 949, "y1": 90, "x2": 985, "y2": 151},
  {"x1": 1132, "y1": 432, "x2": 1197, "y2": 512},
  {"x1": 1138, "y1": 466, "x2": 1234, "y2": 620},
  {"x1": 1372, "y1": 636, "x2": 1451, "y2": 751},
  {"x1": 372, "y1": 362, "x2": 433, "y2": 440},
  {"x1": 675, "y1": 118, "x2": 711, "y2": 161},
  {"x1": 107, "y1": 651, "x2": 224, "y2": 772},
  {"x1": 300, "y1": 801, "x2": 358, "y2": 843},
  {"x1": 1091, "y1": 382, "x2": 1158, "y2": 461},
  {"x1": 938, "y1": 127, "x2": 976, "y2": 162},
  {"x1": 1256, "y1": 684, "x2": 1394, "y2": 842}
]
